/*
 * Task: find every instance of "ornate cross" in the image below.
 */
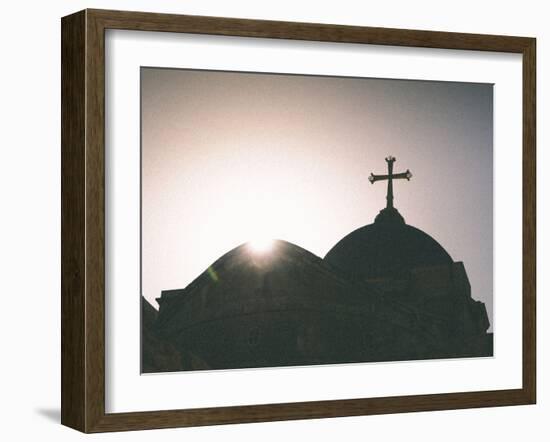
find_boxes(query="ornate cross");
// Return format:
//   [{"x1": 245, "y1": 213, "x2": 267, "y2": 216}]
[{"x1": 368, "y1": 156, "x2": 412, "y2": 209}]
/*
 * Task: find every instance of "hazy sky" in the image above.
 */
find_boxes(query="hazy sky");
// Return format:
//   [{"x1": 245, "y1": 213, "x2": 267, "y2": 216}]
[{"x1": 141, "y1": 67, "x2": 493, "y2": 325}]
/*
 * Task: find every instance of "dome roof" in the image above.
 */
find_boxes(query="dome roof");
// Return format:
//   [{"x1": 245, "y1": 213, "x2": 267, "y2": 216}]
[
  {"x1": 159, "y1": 239, "x2": 327, "y2": 305},
  {"x1": 205, "y1": 239, "x2": 325, "y2": 276},
  {"x1": 324, "y1": 207, "x2": 452, "y2": 281}
]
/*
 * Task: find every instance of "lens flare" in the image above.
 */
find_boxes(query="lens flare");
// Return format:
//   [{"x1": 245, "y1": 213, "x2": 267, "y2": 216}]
[{"x1": 248, "y1": 238, "x2": 274, "y2": 254}]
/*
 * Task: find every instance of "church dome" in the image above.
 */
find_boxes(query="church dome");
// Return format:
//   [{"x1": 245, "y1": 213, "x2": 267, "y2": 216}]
[{"x1": 324, "y1": 207, "x2": 453, "y2": 281}]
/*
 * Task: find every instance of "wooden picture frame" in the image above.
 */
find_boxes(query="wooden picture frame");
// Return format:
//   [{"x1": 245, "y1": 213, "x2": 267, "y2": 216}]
[{"x1": 61, "y1": 8, "x2": 536, "y2": 433}]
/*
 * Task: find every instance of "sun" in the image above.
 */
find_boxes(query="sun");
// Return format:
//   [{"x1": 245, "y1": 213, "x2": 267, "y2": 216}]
[{"x1": 248, "y1": 238, "x2": 275, "y2": 254}]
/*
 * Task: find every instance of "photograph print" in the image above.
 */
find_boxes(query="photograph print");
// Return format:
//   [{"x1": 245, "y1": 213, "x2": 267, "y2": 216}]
[{"x1": 140, "y1": 67, "x2": 493, "y2": 373}]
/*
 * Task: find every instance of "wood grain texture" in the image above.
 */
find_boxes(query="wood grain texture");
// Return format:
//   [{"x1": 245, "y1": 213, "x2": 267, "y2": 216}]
[
  {"x1": 60, "y1": 8, "x2": 537, "y2": 433},
  {"x1": 90, "y1": 8, "x2": 532, "y2": 52},
  {"x1": 61, "y1": 10, "x2": 86, "y2": 432},
  {"x1": 84, "y1": 9, "x2": 107, "y2": 433},
  {"x1": 522, "y1": 38, "x2": 536, "y2": 404}
]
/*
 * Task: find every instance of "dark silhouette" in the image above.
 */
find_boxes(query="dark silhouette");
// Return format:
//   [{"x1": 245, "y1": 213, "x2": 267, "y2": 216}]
[
  {"x1": 142, "y1": 157, "x2": 492, "y2": 372},
  {"x1": 368, "y1": 155, "x2": 412, "y2": 209}
]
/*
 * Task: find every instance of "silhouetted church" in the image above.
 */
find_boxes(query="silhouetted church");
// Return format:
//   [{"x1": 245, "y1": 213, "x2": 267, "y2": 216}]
[{"x1": 142, "y1": 156, "x2": 492, "y2": 373}]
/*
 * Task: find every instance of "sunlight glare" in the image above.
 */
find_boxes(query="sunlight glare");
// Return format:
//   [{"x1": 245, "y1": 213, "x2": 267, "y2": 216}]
[{"x1": 248, "y1": 238, "x2": 275, "y2": 254}]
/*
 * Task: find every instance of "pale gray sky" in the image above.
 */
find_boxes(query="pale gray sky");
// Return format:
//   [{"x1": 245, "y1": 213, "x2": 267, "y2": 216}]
[{"x1": 141, "y1": 67, "x2": 493, "y2": 326}]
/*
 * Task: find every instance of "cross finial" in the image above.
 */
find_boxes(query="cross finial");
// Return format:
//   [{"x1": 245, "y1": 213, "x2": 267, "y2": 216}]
[{"x1": 368, "y1": 156, "x2": 412, "y2": 209}]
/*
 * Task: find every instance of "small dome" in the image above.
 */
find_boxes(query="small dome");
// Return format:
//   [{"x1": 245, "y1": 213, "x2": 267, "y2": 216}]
[
  {"x1": 324, "y1": 207, "x2": 452, "y2": 281},
  {"x1": 207, "y1": 239, "x2": 325, "y2": 275},
  {"x1": 158, "y1": 239, "x2": 327, "y2": 307}
]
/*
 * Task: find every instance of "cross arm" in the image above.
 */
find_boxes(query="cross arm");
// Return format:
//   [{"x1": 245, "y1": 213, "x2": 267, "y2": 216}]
[
  {"x1": 392, "y1": 169, "x2": 413, "y2": 181},
  {"x1": 368, "y1": 173, "x2": 389, "y2": 184}
]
